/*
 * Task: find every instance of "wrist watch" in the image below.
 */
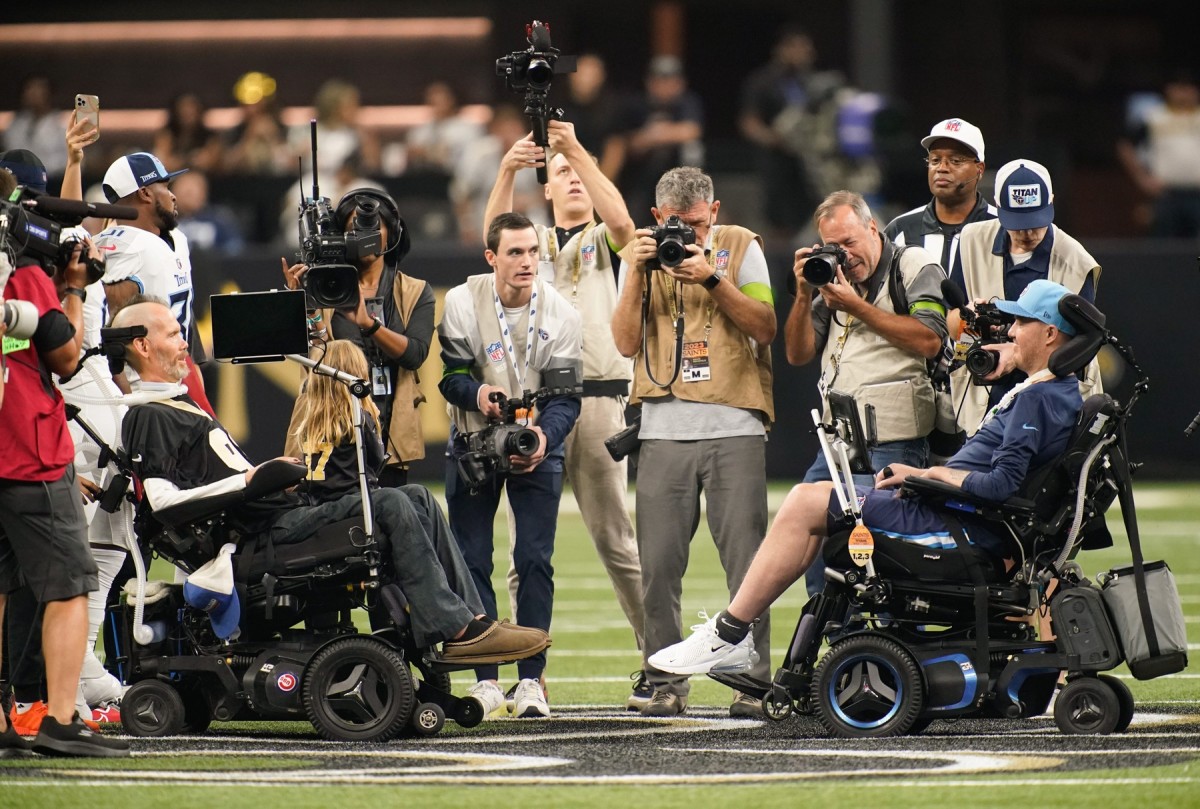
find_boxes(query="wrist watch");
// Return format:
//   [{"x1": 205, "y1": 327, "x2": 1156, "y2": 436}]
[
  {"x1": 702, "y1": 269, "x2": 724, "y2": 291},
  {"x1": 362, "y1": 317, "x2": 383, "y2": 337},
  {"x1": 64, "y1": 287, "x2": 87, "y2": 302}
]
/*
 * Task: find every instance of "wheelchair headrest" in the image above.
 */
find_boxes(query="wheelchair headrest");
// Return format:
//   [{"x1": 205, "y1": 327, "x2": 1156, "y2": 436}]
[{"x1": 1048, "y1": 294, "x2": 1107, "y2": 378}]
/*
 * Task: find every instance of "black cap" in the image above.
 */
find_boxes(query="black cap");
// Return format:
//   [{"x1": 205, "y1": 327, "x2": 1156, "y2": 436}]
[{"x1": 0, "y1": 149, "x2": 48, "y2": 194}]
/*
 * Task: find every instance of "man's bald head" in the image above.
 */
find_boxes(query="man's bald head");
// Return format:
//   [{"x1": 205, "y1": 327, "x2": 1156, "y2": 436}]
[{"x1": 111, "y1": 297, "x2": 188, "y2": 382}]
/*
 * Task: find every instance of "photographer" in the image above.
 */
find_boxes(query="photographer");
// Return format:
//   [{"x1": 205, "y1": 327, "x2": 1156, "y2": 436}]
[
  {"x1": 609, "y1": 166, "x2": 775, "y2": 719},
  {"x1": 483, "y1": 118, "x2": 647, "y2": 708},
  {"x1": 96, "y1": 152, "x2": 212, "y2": 415},
  {"x1": 0, "y1": 193, "x2": 128, "y2": 755},
  {"x1": 949, "y1": 160, "x2": 1101, "y2": 433},
  {"x1": 282, "y1": 188, "x2": 433, "y2": 486},
  {"x1": 785, "y1": 190, "x2": 948, "y2": 595},
  {"x1": 437, "y1": 212, "x2": 582, "y2": 720}
]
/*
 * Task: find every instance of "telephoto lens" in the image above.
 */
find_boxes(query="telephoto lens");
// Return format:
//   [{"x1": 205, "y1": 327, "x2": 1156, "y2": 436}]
[{"x1": 2, "y1": 297, "x2": 40, "y2": 340}]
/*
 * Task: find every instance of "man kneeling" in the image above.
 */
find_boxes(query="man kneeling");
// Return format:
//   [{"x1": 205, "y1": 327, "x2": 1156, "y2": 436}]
[
  {"x1": 650, "y1": 280, "x2": 1084, "y2": 675},
  {"x1": 112, "y1": 297, "x2": 548, "y2": 664}
]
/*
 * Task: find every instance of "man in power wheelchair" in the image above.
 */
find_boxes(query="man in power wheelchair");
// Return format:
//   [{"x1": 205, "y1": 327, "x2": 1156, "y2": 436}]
[
  {"x1": 650, "y1": 280, "x2": 1187, "y2": 737},
  {"x1": 103, "y1": 299, "x2": 550, "y2": 741}
]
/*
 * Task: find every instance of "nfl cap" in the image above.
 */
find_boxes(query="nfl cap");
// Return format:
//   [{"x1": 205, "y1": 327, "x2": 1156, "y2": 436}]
[
  {"x1": 994, "y1": 159, "x2": 1054, "y2": 231},
  {"x1": 994, "y1": 279, "x2": 1076, "y2": 335},
  {"x1": 102, "y1": 152, "x2": 188, "y2": 203},
  {"x1": 920, "y1": 118, "x2": 985, "y2": 162},
  {"x1": 0, "y1": 149, "x2": 49, "y2": 193}
]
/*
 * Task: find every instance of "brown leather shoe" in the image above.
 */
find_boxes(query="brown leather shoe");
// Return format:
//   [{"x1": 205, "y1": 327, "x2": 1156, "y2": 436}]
[{"x1": 441, "y1": 620, "x2": 551, "y2": 665}]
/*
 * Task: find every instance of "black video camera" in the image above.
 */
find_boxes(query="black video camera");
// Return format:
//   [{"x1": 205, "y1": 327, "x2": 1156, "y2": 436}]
[
  {"x1": 958, "y1": 301, "x2": 1015, "y2": 382},
  {"x1": 496, "y1": 20, "x2": 576, "y2": 184},
  {"x1": 0, "y1": 187, "x2": 130, "y2": 283},
  {"x1": 802, "y1": 244, "x2": 848, "y2": 287},
  {"x1": 646, "y1": 215, "x2": 696, "y2": 270},
  {"x1": 295, "y1": 122, "x2": 380, "y2": 309},
  {"x1": 456, "y1": 390, "x2": 544, "y2": 490}
]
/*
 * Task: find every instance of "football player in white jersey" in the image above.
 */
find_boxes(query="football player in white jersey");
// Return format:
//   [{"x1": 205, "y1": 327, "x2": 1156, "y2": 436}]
[{"x1": 96, "y1": 152, "x2": 213, "y2": 414}]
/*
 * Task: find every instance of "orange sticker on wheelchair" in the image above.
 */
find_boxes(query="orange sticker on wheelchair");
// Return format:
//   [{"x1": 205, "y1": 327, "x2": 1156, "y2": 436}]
[{"x1": 848, "y1": 524, "x2": 874, "y2": 566}]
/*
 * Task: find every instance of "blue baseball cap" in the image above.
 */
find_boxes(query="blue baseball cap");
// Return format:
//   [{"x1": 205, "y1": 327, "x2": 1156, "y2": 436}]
[
  {"x1": 0, "y1": 149, "x2": 48, "y2": 193},
  {"x1": 995, "y1": 279, "x2": 1077, "y2": 335},
  {"x1": 102, "y1": 152, "x2": 188, "y2": 203},
  {"x1": 995, "y1": 159, "x2": 1054, "y2": 230},
  {"x1": 183, "y1": 580, "x2": 241, "y2": 641}
]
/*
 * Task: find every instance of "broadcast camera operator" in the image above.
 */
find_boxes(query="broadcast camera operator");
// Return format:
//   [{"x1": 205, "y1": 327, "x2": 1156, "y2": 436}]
[
  {"x1": 0, "y1": 172, "x2": 129, "y2": 756},
  {"x1": 437, "y1": 212, "x2": 582, "y2": 720},
  {"x1": 282, "y1": 188, "x2": 433, "y2": 486},
  {"x1": 948, "y1": 159, "x2": 1101, "y2": 434},
  {"x1": 785, "y1": 190, "x2": 948, "y2": 596},
  {"x1": 609, "y1": 166, "x2": 776, "y2": 719}
]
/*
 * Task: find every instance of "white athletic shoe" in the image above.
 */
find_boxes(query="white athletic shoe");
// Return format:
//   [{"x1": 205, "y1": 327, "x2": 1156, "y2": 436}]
[
  {"x1": 466, "y1": 680, "x2": 507, "y2": 719},
  {"x1": 647, "y1": 611, "x2": 758, "y2": 675},
  {"x1": 512, "y1": 678, "x2": 551, "y2": 718}
]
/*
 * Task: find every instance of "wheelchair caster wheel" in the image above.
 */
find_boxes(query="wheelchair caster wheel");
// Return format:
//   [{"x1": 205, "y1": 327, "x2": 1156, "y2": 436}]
[
  {"x1": 411, "y1": 702, "x2": 446, "y2": 736},
  {"x1": 1054, "y1": 677, "x2": 1120, "y2": 735},
  {"x1": 763, "y1": 689, "x2": 793, "y2": 721},
  {"x1": 455, "y1": 696, "x2": 486, "y2": 728},
  {"x1": 123, "y1": 679, "x2": 186, "y2": 737}
]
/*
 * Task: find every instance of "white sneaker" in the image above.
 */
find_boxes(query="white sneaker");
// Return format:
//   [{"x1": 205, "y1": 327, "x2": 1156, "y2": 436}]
[
  {"x1": 512, "y1": 678, "x2": 550, "y2": 718},
  {"x1": 466, "y1": 680, "x2": 507, "y2": 719},
  {"x1": 647, "y1": 610, "x2": 758, "y2": 675}
]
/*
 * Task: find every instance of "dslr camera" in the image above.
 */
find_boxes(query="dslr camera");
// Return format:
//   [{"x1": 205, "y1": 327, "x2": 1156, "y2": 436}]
[
  {"x1": 456, "y1": 390, "x2": 544, "y2": 491},
  {"x1": 802, "y1": 244, "x2": 848, "y2": 287},
  {"x1": 959, "y1": 301, "x2": 1015, "y2": 382},
  {"x1": 646, "y1": 215, "x2": 696, "y2": 270}
]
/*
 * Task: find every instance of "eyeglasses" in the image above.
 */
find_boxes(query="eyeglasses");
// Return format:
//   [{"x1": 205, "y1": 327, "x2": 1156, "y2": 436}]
[{"x1": 924, "y1": 155, "x2": 978, "y2": 169}]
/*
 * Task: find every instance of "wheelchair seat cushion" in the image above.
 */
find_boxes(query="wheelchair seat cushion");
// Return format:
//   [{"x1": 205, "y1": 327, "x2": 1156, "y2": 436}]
[
  {"x1": 823, "y1": 528, "x2": 1009, "y2": 583},
  {"x1": 235, "y1": 518, "x2": 375, "y2": 583}
]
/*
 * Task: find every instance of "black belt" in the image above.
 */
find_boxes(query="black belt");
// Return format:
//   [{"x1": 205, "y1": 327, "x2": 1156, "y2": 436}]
[{"x1": 582, "y1": 379, "x2": 629, "y2": 398}]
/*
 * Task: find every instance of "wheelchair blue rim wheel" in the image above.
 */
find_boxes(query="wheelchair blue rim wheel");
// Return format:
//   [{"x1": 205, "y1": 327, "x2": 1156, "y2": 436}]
[{"x1": 812, "y1": 634, "x2": 925, "y2": 738}]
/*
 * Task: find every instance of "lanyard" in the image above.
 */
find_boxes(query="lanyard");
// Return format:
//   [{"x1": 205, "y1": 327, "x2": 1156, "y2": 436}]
[
  {"x1": 547, "y1": 222, "x2": 596, "y2": 306},
  {"x1": 492, "y1": 284, "x2": 538, "y2": 392}
]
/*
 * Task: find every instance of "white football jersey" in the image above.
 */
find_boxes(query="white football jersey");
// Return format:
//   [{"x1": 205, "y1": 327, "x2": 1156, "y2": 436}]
[{"x1": 95, "y1": 224, "x2": 194, "y2": 342}]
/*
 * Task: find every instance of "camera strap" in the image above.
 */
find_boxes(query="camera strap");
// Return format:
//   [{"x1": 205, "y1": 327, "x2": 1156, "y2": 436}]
[{"x1": 641, "y1": 273, "x2": 684, "y2": 389}]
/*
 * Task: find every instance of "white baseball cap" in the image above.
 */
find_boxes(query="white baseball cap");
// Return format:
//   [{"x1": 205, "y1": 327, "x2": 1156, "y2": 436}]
[
  {"x1": 102, "y1": 152, "x2": 188, "y2": 203},
  {"x1": 920, "y1": 118, "x2": 985, "y2": 162}
]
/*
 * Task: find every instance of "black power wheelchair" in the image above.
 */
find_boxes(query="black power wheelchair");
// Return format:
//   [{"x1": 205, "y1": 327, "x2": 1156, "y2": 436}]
[
  {"x1": 711, "y1": 293, "x2": 1188, "y2": 737},
  {"x1": 91, "y1": 339, "x2": 500, "y2": 743}
]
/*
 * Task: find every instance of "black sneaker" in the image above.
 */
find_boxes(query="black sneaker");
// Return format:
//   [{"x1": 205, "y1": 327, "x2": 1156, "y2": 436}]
[
  {"x1": 31, "y1": 715, "x2": 130, "y2": 758},
  {"x1": 625, "y1": 670, "x2": 653, "y2": 711},
  {"x1": 0, "y1": 724, "x2": 28, "y2": 758}
]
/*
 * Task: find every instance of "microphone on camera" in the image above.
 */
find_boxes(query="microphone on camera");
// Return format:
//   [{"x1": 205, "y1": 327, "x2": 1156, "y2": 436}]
[
  {"x1": 23, "y1": 196, "x2": 138, "y2": 221},
  {"x1": 941, "y1": 277, "x2": 968, "y2": 311}
]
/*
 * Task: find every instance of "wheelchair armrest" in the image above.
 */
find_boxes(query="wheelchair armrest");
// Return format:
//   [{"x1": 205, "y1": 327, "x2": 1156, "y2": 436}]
[
  {"x1": 900, "y1": 476, "x2": 1037, "y2": 518},
  {"x1": 152, "y1": 460, "x2": 307, "y2": 529}
]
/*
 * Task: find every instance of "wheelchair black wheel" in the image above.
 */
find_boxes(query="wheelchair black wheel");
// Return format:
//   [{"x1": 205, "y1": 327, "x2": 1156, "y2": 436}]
[
  {"x1": 1097, "y1": 675, "x2": 1135, "y2": 733},
  {"x1": 410, "y1": 702, "x2": 446, "y2": 736},
  {"x1": 812, "y1": 635, "x2": 925, "y2": 738},
  {"x1": 454, "y1": 695, "x2": 486, "y2": 728},
  {"x1": 122, "y1": 679, "x2": 186, "y2": 737},
  {"x1": 762, "y1": 689, "x2": 793, "y2": 721},
  {"x1": 1054, "y1": 677, "x2": 1121, "y2": 735},
  {"x1": 303, "y1": 636, "x2": 415, "y2": 743}
]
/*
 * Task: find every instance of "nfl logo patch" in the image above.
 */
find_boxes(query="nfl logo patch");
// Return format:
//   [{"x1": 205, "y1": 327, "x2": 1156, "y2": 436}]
[
  {"x1": 486, "y1": 341, "x2": 506, "y2": 363},
  {"x1": 715, "y1": 250, "x2": 730, "y2": 270},
  {"x1": 580, "y1": 244, "x2": 596, "y2": 264}
]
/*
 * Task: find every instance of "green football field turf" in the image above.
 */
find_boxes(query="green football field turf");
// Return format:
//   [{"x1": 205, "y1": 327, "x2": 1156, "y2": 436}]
[{"x1": 2, "y1": 480, "x2": 1197, "y2": 808}]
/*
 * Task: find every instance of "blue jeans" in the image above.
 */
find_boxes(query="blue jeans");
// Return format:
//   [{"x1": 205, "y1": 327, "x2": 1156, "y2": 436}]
[
  {"x1": 801, "y1": 437, "x2": 929, "y2": 597},
  {"x1": 446, "y1": 455, "x2": 563, "y2": 682}
]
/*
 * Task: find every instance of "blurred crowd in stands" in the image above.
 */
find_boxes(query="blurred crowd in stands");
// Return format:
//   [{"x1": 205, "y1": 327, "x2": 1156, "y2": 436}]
[{"x1": 4, "y1": 28, "x2": 1198, "y2": 251}]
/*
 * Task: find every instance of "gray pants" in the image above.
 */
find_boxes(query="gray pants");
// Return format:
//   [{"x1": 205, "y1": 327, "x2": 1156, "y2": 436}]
[
  {"x1": 266, "y1": 487, "x2": 478, "y2": 647},
  {"x1": 637, "y1": 436, "x2": 770, "y2": 696}
]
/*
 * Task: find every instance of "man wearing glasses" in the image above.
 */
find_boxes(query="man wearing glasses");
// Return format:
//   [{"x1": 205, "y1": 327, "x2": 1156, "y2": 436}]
[{"x1": 885, "y1": 118, "x2": 997, "y2": 272}]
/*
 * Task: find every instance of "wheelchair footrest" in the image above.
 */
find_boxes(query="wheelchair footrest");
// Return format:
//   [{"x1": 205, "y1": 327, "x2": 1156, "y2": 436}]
[{"x1": 707, "y1": 671, "x2": 771, "y2": 699}]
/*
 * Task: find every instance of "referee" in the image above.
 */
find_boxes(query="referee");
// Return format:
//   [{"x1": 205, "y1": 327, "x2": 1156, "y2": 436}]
[{"x1": 885, "y1": 118, "x2": 996, "y2": 271}]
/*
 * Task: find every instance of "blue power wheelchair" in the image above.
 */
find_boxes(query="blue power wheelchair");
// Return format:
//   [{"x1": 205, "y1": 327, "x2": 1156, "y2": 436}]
[{"x1": 710, "y1": 293, "x2": 1188, "y2": 737}]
